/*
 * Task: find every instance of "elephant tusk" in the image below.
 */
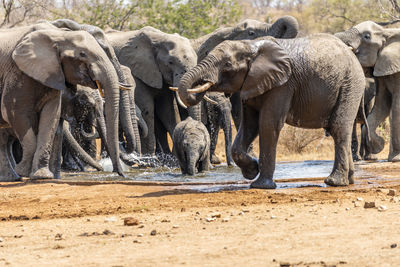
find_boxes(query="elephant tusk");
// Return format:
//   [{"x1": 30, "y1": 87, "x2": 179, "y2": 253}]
[
  {"x1": 175, "y1": 92, "x2": 187, "y2": 109},
  {"x1": 203, "y1": 95, "x2": 218, "y2": 105},
  {"x1": 187, "y1": 82, "x2": 213, "y2": 94},
  {"x1": 169, "y1": 86, "x2": 178, "y2": 92},
  {"x1": 119, "y1": 82, "x2": 133, "y2": 90},
  {"x1": 96, "y1": 80, "x2": 104, "y2": 98}
]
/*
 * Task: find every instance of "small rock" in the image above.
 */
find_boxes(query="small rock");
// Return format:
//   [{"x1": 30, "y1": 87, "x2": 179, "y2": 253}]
[
  {"x1": 137, "y1": 233, "x2": 143, "y2": 237},
  {"x1": 124, "y1": 217, "x2": 139, "y2": 226},
  {"x1": 133, "y1": 240, "x2": 141, "y2": 243},
  {"x1": 104, "y1": 217, "x2": 117, "y2": 223},
  {"x1": 138, "y1": 225, "x2": 144, "y2": 228},
  {"x1": 238, "y1": 211, "x2": 244, "y2": 216},
  {"x1": 345, "y1": 207, "x2": 350, "y2": 211},
  {"x1": 0, "y1": 237, "x2": 4, "y2": 243},
  {"x1": 388, "y1": 189, "x2": 397, "y2": 196},
  {"x1": 378, "y1": 205, "x2": 388, "y2": 212},
  {"x1": 364, "y1": 201, "x2": 376, "y2": 209},
  {"x1": 55, "y1": 233, "x2": 63, "y2": 241},
  {"x1": 224, "y1": 246, "x2": 227, "y2": 249},
  {"x1": 280, "y1": 262, "x2": 290, "y2": 267},
  {"x1": 356, "y1": 197, "x2": 364, "y2": 201},
  {"x1": 205, "y1": 217, "x2": 216, "y2": 222},
  {"x1": 290, "y1": 198, "x2": 298, "y2": 202},
  {"x1": 211, "y1": 212, "x2": 221, "y2": 218},
  {"x1": 103, "y1": 229, "x2": 114, "y2": 235},
  {"x1": 181, "y1": 208, "x2": 186, "y2": 212},
  {"x1": 86, "y1": 219, "x2": 91, "y2": 222},
  {"x1": 354, "y1": 202, "x2": 361, "y2": 207},
  {"x1": 150, "y1": 230, "x2": 157, "y2": 236},
  {"x1": 196, "y1": 211, "x2": 200, "y2": 215},
  {"x1": 222, "y1": 217, "x2": 230, "y2": 222},
  {"x1": 161, "y1": 219, "x2": 170, "y2": 223},
  {"x1": 271, "y1": 215, "x2": 277, "y2": 219},
  {"x1": 172, "y1": 225, "x2": 179, "y2": 229},
  {"x1": 242, "y1": 209, "x2": 250, "y2": 213},
  {"x1": 391, "y1": 243, "x2": 397, "y2": 248}
]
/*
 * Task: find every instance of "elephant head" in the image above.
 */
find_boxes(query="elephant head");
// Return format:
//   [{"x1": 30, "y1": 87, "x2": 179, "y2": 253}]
[
  {"x1": 12, "y1": 29, "x2": 124, "y2": 176},
  {"x1": 50, "y1": 19, "x2": 140, "y2": 156},
  {"x1": 178, "y1": 38, "x2": 291, "y2": 107},
  {"x1": 335, "y1": 21, "x2": 400, "y2": 153}
]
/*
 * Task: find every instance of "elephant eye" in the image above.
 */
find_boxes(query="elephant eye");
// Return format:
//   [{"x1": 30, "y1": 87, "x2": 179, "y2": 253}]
[
  {"x1": 80, "y1": 51, "x2": 87, "y2": 58},
  {"x1": 168, "y1": 60, "x2": 173, "y2": 65},
  {"x1": 363, "y1": 32, "x2": 371, "y2": 41}
]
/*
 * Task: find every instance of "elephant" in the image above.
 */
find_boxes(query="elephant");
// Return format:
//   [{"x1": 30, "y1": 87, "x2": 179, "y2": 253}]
[
  {"x1": 106, "y1": 26, "x2": 198, "y2": 156},
  {"x1": 0, "y1": 21, "x2": 124, "y2": 180},
  {"x1": 50, "y1": 19, "x2": 141, "y2": 156},
  {"x1": 177, "y1": 34, "x2": 366, "y2": 189},
  {"x1": 186, "y1": 16, "x2": 299, "y2": 162},
  {"x1": 335, "y1": 21, "x2": 400, "y2": 162},
  {"x1": 172, "y1": 117, "x2": 211, "y2": 175},
  {"x1": 201, "y1": 92, "x2": 233, "y2": 166}
]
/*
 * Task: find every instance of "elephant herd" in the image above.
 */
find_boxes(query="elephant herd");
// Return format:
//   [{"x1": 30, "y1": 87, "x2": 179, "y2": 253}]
[{"x1": 0, "y1": 16, "x2": 397, "y2": 189}]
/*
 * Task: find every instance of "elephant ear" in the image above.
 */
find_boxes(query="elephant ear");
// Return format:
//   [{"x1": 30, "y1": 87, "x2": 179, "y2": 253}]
[
  {"x1": 374, "y1": 36, "x2": 400, "y2": 77},
  {"x1": 12, "y1": 30, "x2": 66, "y2": 91},
  {"x1": 241, "y1": 39, "x2": 291, "y2": 100},
  {"x1": 119, "y1": 31, "x2": 162, "y2": 89}
]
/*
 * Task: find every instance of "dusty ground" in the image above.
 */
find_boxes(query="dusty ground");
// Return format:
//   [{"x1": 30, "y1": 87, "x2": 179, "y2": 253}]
[{"x1": 1, "y1": 131, "x2": 399, "y2": 266}]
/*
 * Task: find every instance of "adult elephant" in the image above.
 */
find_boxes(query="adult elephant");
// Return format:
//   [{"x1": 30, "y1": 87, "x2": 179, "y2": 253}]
[
  {"x1": 178, "y1": 35, "x2": 365, "y2": 189},
  {"x1": 106, "y1": 27, "x2": 198, "y2": 156},
  {"x1": 335, "y1": 21, "x2": 400, "y2": 161},
  {"x1": 0, "y1": 22, "x2": 123, "y2": 180},
  {"x1": 50, "y1": 19, "x2": 141, "y2": 156}
]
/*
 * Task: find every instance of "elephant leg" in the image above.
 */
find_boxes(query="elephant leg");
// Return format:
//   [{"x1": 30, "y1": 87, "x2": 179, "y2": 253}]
[
  {"x1": 230, "y1": 92, "x2": 242, "y2": 131},
  {"x1": 135, "y1": 83, "x2": 155, "y2": 155},
  {"x1": 154, "y1": 116, "x2": 171, "y2": 154},
  {"x1": 250, "y1": 90, "x2": 291, "y2": 189},
  {"x1": 199, "y1": 150, "x2": 211, "y2": 173},
  {"x1": 348, "y1": 143, "x2": 355, "y2": 184},
  {"x1": 0, "y1": 130, "x2": 20, "y2": 181},
  {"x1": 365, "y1": 80, "x2": 391, "y2": 154},
  {"x1": 31, "y1": 93, "x2": 62, "y2": 179},
  {"x1": 155, "y1": 92, "x2": 180, "y2": 146},
  {"x1": 49, "y1": 120, "x2": 63, "y2": 179},
  {"x1": 351, "y1": 121, "x2": 361, "y2": 161},
  {"x1": 389, "y1": 89, "x2": 400, "y2": 161},
  {"x1": 231, "y1": 103, "x2": 259, "y2": 181}
]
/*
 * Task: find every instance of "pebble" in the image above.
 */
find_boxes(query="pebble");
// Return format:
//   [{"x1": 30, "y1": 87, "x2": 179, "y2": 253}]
[
  {"x1": 206, "y1": 217, "x2": 216, "y2": 222},
  {"x1": 55, "y1": 233, "x2": 63, "y2": 240},
  {"x1": 211, "y1": 212, "x2": 221, "y2": 218},
  {"x1": 391, "y1": 243, "x2": 397, "y2": 248},
  {"x1": 388, "y1": 189, "x2": 397, "y2": 196},
  {"x1": 172, "y1": 225, "x2": 179, "y2": 229},
  {"x1": 104, "y1": 217, "x2": 117, "y2": 223},
  {"x1": 181, "y1": 208, "x2": 186, "y2": 212},
  {"x1": 102, "y1": 229, "x2": 115, "y2": 235},
  {"x1": 354, "y1": 202, "x2": 361, "y2": 207},
  {"x1": 137, "y1": 233, "x2": 143, "y2": 237},
  {"x1": 222, "y1": 217, "x2": 230, "y2": 222},
  {"x1": 133, "y1": 240, "x2": 141, "y2": 244},
  {"x1": 271, "y1": 215, "x2": 277, "y2": 219},
  {"x1": 378, "y1": 205, "x2": 388, "y2": 212},
  {"x1": 150, "y1": 230, "x2": 157, "y2": 236},
  {"x1": 0, "y1": 237, "x2": 3, "y2": 243},
  {"x1": 161, "y1": 219, "x2": 170, "y2": 223},
  {"x1": 124, "y1": 217, "x2": 139, "y2": 226},
  {"x1": 364, "y1": 201, "x2": 376, "y2": 209},
  {"x1": 356, "y1": 197, "x2": 363, "y2": 201},
  {"x1": 238, "y1": 211, "x2": 244, "y2": 216},
  {"x1": 345, "y1": 207, "x2": 350, "y2": 211},
  {"x1": 242, "y1": 209, "x2": 250, "y2": 213}
]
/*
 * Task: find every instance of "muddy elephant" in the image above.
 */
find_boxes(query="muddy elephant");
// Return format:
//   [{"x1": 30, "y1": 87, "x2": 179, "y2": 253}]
[
  {"x1": 201, "y1": 92, "x2": 233, "y2": 166},
  {"x1": 178, "y1": 35, "x2": 366, "y2": 189},
  {"x1": 0, "y1": 22, "x2": 124, "y2": 181},
  {"x1": 107, "y1": 27, "x2": 197, "y2": 156},
  {"x1": 172, "y1": 117, "x2": 211, "y2": 175},
  {"x1": 336, "y1": 21, "x2": 400, "y2": 162}
]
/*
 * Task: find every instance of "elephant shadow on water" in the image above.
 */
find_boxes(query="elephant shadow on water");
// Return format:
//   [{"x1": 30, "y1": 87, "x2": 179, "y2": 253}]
[{"x1": 178, "y1": 34, "x2": 366, "y2": 189}]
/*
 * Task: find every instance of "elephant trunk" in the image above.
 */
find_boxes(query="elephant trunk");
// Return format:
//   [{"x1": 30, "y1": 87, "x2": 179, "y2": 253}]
[
  {"x1": 178, "y1": 58, "x2": 218, "y2": 108},
  {"x1": 221, "y1": 101, "x2": 233, "y2": 165},
  {"x1": 187, "y1": 152, "x2": 197, "y2": 175},
  {"x1": 267, "y1": 15, "x2": 299, "y2": 38},
  {"x1": 135, "y1": 104, "x2": 148, "y2": 138},
  {"x1": 128, "y1": 88, "x2": 142, "y2": 154},
  {"x1": 62, "y1": 120, "x2": 103, "y2": 171},
  {"x1": 98, "y1": 64, "x2": 124, "y2": 176}
]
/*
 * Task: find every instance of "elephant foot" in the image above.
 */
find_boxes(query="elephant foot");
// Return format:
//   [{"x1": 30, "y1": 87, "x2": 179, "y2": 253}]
[
  {"x1": 211, "y1": 154, "x2": 221, "y2": 165},
  {"x1": 324, "y1": 171, "x2": 349, "y2": 187},
  {"x1": 348, "y1": 169, "x2": 355, "y2": 185},
  {"x1": 368, "y1": 135, "x2": 385, "y2": 154},
  {"x1": 31, "y1": 167, "x2": 54, "y2": 180},
  {"x1": 15, "y1": 163, "x2": 31, "y2": 178},
  {"x1": 240, "y1": 159, "x2": 259, "y2": 180},
  {"x1": 388, "y1": 151, "x2": 400, "y2": 162},
  {"x1": 363, "y1": 153, "x2": 378, "y2": 161},
  {"x1": 250, "y1": 177, "x2": 277, "y2": 189},
  {"x1": 352, "y1": 153, "x2": 361, "y2": 162}
]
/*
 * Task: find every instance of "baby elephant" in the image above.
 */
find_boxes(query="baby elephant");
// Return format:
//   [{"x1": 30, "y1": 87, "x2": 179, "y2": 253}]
[{"x1": 173, "y1": 117, "x2": 211, "y2": 175}]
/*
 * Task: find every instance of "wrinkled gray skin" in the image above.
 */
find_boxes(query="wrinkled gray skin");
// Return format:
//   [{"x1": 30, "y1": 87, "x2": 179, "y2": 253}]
[
  {"x1": 51, "y1": 19, "x2": 141, "y2": 156},
  {"x1": 188, "y1": 16, "x2": 299, "y2": 162},
  {"x1": 335, "y1": 21, "x2": 400, "y2": 162},
  {"x1": 0, "y1": 22, "x2": 123, "y2": 181},
  {"x1": 178, "y1": 35, "x2": 365, "y2": 189},
  {"x1": 172, "y1": 117, "x2": 210, "y2": 175},
  {"x1": 201, "y1": 92, "x2": 233, "y2": 166},
  {"x1": 107, "y1": 27, "x2": 198, "y2": 156}
]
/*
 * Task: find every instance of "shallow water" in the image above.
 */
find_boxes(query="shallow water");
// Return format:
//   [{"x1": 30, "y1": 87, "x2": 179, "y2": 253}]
[{"x1": 62, "y1": 159, "x2": 335, "y2": 184}]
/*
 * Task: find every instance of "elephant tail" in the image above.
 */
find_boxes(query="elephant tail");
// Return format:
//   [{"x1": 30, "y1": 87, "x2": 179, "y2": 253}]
[{"x1": 62, "y1": 121, "x2": 104, "y2": 171}]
